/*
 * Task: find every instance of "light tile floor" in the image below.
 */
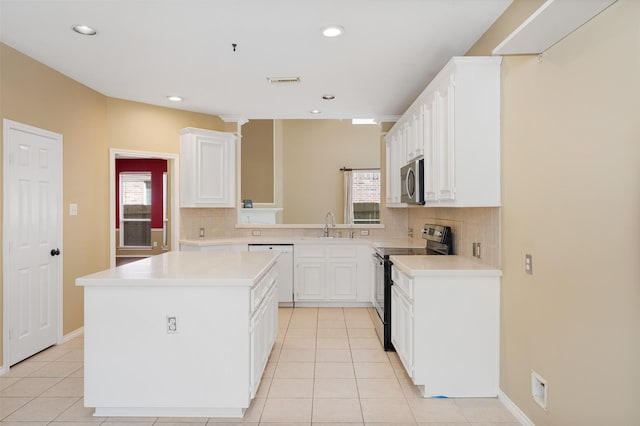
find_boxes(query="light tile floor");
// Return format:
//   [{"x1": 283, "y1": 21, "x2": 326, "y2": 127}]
[{"x1": 0, "y1": 307, "x2": 519, "y2": 425}]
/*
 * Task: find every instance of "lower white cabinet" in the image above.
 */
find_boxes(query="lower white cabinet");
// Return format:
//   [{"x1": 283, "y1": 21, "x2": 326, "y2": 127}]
[
  {"x1": 391, "y1": 265, "x2": 500, "y2": 397},
  {"x1": 294, "y1": 244, "x2": 366, "y2": 304},
  {"x1": 249, "y1": 271, "x2": 278, "y2": 397},
  {"x1": 296, "y1": 261, "x2": 327, "y2": 300},
  {"x1": 391, "y1": 285, "x2": 413, "y2": 376}
]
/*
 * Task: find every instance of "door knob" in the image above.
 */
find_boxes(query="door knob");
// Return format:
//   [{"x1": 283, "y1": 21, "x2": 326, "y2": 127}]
[{"x1": 50, "y1": 248, "x2": 60, "y2": 256}]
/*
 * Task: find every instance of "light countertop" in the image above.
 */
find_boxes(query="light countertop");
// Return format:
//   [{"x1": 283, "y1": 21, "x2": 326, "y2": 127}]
[
  {"x1": 76, "y1": 251, "x2": 278, "y2": 287},
  {"x1": 390, "y1": 255, "x2": 502, "y2": 277},
  {"x1": 179, "y1": 237, "x2": 422, "y2": 248}
]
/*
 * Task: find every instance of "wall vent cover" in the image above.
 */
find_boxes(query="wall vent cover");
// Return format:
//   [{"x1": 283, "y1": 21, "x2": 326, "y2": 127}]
[{"x1": 267, "y1": 77, "x2": 301, "y2": 84}]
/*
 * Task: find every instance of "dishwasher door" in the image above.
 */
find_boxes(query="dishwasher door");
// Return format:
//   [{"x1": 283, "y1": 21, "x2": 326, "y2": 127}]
[{"x1": 248, "y1": 244, "x2": 294, "y2": 305}]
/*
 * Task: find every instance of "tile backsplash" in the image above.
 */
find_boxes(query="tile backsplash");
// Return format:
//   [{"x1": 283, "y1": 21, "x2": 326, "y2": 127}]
[
  {"x1": 408, "y1": 207, "x2": 500, "y2": 268},
  {"x1": 180, "y1": 206, "x2": 500, "y2": 268},
  {"x1": 179, "y1": 205, "x2": 409, "y2": 242}
]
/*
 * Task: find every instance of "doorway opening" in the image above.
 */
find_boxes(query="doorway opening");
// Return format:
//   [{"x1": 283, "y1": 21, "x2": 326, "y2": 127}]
[{"x1": 109, "y1": 149, "x2": 179, "y2": 268}]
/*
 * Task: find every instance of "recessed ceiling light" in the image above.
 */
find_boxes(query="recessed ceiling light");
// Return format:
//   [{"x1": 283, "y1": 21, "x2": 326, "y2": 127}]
[
  {"x1": 72, "y1": 25, "x2": 97, "y2": 36},
  {"x1": 322, "y1": 94, "x2": 335, "y2": 100},
  {"x1": 167, "y1": 96, "x2": 183, "y2": 102},
  {"x1": 310, "y1": 109, "x2": 322, "y2": 114},
  {"x1": 321, "y1": 25, "x2": 344, "y2": 38}
]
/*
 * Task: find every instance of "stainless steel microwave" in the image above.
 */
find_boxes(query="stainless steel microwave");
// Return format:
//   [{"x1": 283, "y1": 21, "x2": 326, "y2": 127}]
[{"x1": 400, "y1": 159, "x2": 425, "y2": 205}]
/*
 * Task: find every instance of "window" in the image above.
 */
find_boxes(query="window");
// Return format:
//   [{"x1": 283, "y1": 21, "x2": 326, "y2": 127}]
[
  {"x1": 344, "y1": 169, "x2": 380, "y2": 225},
  {"x1": 119, "y1": 172, "x2": 152, "y2": 247}
]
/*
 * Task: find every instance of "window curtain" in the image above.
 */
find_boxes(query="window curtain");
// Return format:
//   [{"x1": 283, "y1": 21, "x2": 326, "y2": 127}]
[{"x1": 343, "y1": 170, "x2": 354, "y2": 224}]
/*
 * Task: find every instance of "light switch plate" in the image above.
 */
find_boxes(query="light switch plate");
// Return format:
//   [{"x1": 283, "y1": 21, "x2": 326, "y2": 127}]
[
  {"x1": 69, "y1": 203, "x2": 78, "y2": 216},
  {"x1": 525, "y1": 254, "x2": 533, "y2": 275}
]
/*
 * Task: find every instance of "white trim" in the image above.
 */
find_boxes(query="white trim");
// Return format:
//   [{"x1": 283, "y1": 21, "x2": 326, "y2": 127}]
[
  {"x1": 2, "y1": 119, "x2": 64, "y2": 370},
  {"x1": 499, "y1": 389, "x2": 535, "y2": 426},
  {"x1": 110, "y1": 149, "x2": 180, "y2": 269},
  {"x1": 63, "y1": 327, "x2": 84, "y2": 343}
]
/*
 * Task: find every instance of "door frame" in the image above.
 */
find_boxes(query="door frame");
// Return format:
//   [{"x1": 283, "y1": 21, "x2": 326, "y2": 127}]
[
  {"x1": 2, "y1": 119, "x2": 64, "y2": 372},
  {"x1": 109, "y1": 149, "x2": 180, "y2": 268}
]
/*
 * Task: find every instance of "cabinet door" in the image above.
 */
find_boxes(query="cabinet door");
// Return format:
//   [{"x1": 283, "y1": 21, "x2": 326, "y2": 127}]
[
  {"x1": 391, "y1": 286, "x2": 414, "y2": 377},
  {"x1": 180, "y1": 129, "x2": 236, "y2": 208},
  {"x1": 387, "y1": 134, "x2": 401, "y2": 204},
  {"x1": 422, "y1": 102, "x2": 437, "y2": 202},
  {"x1": 196, "y1": 136, "x2": 234, "y2": 206},
  {"x1": 327, "y1": 262, "x2": 357, "y2": 300},
  {"x1": 295, "y1": 261, "x2": 326, "y2": 300},
  {"x1": 249, "y1": 306, "x2": 263, "y2": 397},
  {"x1": 434, "y1": 76, "x2": 456, "y2": 201}
]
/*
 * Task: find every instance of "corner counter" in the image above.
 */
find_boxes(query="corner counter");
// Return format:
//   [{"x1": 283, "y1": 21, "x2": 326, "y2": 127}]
[
  {"x1": 77, "y1": 251, "x2": 279, "y2": 418},
  {"x1": 388, "y1": 255, "x2": 501, "y2": 398}
]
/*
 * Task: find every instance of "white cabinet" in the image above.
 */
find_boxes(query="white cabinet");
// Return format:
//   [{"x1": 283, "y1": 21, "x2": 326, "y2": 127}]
[
  {"x1": 296, "y1": 261, "x2": 326, "y2": 300},
  {"x1": 294, "y1": 244, "x2": 360, "y2": 304},
  {"x1": 327, "y1": 262, "x2": 358, "y2": 300},
  {"x1": 391, "y1": 265, "x2": 500, "y2": 397},
  {"x1": 432, "y1": 75, "x2": 455, "y2": 201},
  {"x1": 385, "y1": 134, "x2": 404, "y2": 205},
  {"x1": 250, "y1": 267, "x2": 278, "y2": 397},
  {"x1": 179, "y1": 127, "x2": 236, "y2": 208},
  {"x1": 391, "y1": 285, "x2": 413, "y2": 376},
  {"x1": 385, "y1": 56, "x2": 501, "y2": 207}
]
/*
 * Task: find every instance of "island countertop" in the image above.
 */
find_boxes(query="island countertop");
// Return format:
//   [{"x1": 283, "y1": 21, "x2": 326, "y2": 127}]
[{"x1": 76, "y1": 251, "x2": 279, "y2": 287}]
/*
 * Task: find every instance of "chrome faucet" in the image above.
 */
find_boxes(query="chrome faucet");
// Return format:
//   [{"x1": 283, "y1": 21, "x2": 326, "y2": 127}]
[{"x1": 323, "y1": 211, "x2": 336, "y2": 237}]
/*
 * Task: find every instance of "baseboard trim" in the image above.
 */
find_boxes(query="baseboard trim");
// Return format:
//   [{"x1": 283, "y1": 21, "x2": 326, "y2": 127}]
[
  {"x1": 63, "y1": 327, "x2": 84, "y2": 343},
  {"x1": 499, "y1": 389, "x2": 535, "y2": 426},
  {"x1": 0, "y1": 364, "x2": 8, "y2": 376}
]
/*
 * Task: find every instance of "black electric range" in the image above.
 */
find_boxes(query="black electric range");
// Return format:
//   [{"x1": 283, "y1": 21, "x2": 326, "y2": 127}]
[{"x1": 372, "y1": 224, "x2": 452, "y2": 351}]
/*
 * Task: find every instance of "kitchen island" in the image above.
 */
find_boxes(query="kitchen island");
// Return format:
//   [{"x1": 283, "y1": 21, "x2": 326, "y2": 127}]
[{"x1": 76, "y1": 251, "x2": 279, "y2": 418}]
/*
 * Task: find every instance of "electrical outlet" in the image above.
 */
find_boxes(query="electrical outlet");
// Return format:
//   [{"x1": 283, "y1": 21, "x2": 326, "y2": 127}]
[
  {"x1": 525, "y1": 254, "x2": 533, "y2": 275},
  {"x1": 360, "y1": 229, "x2": 369, "y2": 236},
  {"x1": 252, "y1": 229, "x2": 261, "y2": 236},
  {"x1": 153, "y1": 241, "x2": 158, "y2": 247},
  {"x1": 531, "y1": 370, "x2": 548, "y2": 410},
  {"x1": 472, "y1": 242, "x2": 481, "y2": 258},
  {"x1": 199, "y1": 227, "x2": 205, "y2": 238},
  {"x1": 167, "y1": 316, "x2": 178, "y2": 333}
]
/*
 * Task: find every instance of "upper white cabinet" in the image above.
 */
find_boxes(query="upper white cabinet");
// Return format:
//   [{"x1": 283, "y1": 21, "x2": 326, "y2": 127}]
[
  {"x1": 385, "y1": 56, "x2": 502, "y2": 207},
  {"x1": 179, "y1": 127, "x2": 236, "y2": 208}
]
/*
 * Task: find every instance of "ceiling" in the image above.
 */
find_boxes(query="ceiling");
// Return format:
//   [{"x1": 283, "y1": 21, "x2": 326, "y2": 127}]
[{"x1": 0, "y1": 0, "x2": 512, "y2": 121}]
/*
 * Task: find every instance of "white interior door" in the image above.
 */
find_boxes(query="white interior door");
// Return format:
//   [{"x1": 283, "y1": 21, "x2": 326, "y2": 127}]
[{"x1": 3, "y1": 119, "x2": 62, "y2": 366}]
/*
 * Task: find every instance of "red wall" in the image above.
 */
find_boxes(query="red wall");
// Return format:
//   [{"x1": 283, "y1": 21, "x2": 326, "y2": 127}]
[{"x1": 115, "y1": 159, "x2": 168, "y2": 228}]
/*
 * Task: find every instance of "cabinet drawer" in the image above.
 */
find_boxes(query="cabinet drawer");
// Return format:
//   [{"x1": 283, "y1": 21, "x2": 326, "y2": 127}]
[
  {"x1": 327, "y1": 246, "x2": 358, "y2": 259},
  {"x1": 392, "y1": 267, "x2": 413, "y2": 299},
  {"x1": 251, "y1": 266, "x2": 277, "y2": 312},
  {"x1": 296, "y1": 246, "x2": 326, "y2": 258}
]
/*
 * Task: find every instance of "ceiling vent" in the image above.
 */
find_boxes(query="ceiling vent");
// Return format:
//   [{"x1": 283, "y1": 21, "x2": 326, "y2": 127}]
[{"x1": 267, "y1": 77, "x2": 301, "y2": 84}]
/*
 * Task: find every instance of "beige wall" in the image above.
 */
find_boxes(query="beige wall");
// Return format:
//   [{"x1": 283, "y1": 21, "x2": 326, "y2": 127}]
[
  {"x1": 0, "y1": 43, "x2": 224, "y2": 368},
  {"x1": 281, "y1": 119, "x2": 381, "y2": 224},
  {"x1": 473, "y1": 1, "x2": 640, "y2": 424},
  {"x1": 0, "y1": 43, "x2": 109, "y2": 367},
  {"x1": 241, "y1": 119, "x2": 274, "y2": 203}
]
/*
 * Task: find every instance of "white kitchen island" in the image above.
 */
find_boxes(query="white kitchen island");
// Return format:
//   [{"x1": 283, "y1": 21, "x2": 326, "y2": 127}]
[{"x1": 76, "y1": 251, "x2": 279, "y2": 418}]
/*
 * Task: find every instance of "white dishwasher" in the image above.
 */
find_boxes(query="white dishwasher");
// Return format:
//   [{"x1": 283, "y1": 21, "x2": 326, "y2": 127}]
[{"x1": 248, "y1": 244, "x2": 294, "y2": 306}]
